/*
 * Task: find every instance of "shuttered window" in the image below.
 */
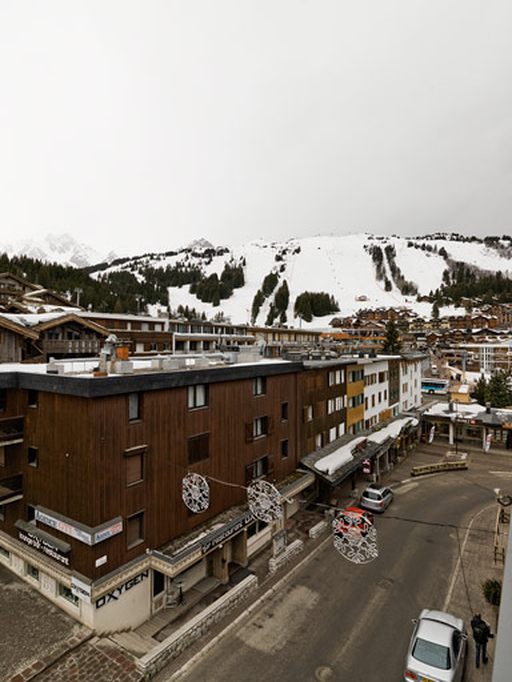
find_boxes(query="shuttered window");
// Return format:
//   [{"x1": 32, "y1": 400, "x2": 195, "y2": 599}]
[
  {"x1": 127, "y1": 511, "x2": 144, "y2": 549},
  {"x1": 125, "y1": 447, "x2": 145, "y2": 486},
  {"x1": 187, "y1": 433, "x2": 209, "y2": 465}
]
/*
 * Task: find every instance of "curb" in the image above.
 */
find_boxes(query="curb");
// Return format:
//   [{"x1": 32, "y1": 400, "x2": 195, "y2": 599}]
[{"x1": 168, "y1": 531, "x2": 333, "y2": 680}]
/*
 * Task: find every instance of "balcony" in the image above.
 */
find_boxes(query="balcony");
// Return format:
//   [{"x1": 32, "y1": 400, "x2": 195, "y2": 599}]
[
  {"x1": 42, "y1": 339, "x2": 103, "y2": 355},
  {"x1": 0, "y1": 474, "x2": 23, "y2": 505},
  {"x1": 0, "y1": 416, "x2": 24, "y2": 447}
]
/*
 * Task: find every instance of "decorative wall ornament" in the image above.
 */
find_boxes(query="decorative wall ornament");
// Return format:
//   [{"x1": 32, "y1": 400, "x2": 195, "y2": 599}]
[
  {"x1": 182, "y1": 473, "x2": 210, "y2": 513},
  {"x1": 332, "y1": 510, "x2": 378, "y2": 564},
  {"x1": 247, "y1": 480, "x2": 283, "y2": 522}
]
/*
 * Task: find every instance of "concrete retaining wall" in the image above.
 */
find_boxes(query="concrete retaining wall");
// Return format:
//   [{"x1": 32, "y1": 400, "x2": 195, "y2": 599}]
[
  {"x1": 136, "y1": 574, "x2": 258, "y2": 678},
  {"x1": 268, "y1": 539, "x2": 304, "y2": 575},
  {"x1": 308, "y1": 520, "x2": 328, "y2": 539}
]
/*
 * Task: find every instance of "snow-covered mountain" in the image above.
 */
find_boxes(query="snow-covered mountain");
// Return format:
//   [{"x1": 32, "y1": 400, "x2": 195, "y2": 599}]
[
  {"x1": 89, "y1": 233, "x2": 512, "y2": 326},
  {"x1": 0, "y1": 233, "x2": 118, "y2": 268}
]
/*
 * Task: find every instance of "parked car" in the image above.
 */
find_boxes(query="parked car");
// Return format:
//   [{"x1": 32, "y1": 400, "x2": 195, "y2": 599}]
[
  {"x1": 359, "y1": 483, "x2": 393, "y2": 513},
  {"x1": 404, "y1": 609, "x2": 467, "y2": 682}
]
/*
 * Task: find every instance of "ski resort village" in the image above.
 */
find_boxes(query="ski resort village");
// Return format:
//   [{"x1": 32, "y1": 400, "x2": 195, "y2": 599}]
[{"x1": 0, "y1": 232, "x2": 511, "y2": 680}]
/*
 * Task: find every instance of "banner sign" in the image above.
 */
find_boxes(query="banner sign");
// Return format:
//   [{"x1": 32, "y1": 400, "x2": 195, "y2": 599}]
[
  {"x1": 71, "y1": 576, "x2": 92, "y2": 603},
  {"x1": 428, "y1": 426, "x2": 436, "y2": 444},
  {"x1": 17, "y1": 527, "x2": 70, "y2": 566}
]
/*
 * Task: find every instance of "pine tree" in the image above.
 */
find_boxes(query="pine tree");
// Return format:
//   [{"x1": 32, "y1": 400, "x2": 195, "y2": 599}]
[
  {"x1": 382, "y1": 319, "x2": 401, "y2": 353},
  {"x1": 432, "y1": 301, "x2": 440, "y2": 320},
  {"x1": 472, "y1": 375, "x2": 487, "y2": 405},
  {"x1": 486, "y1": 371, "x2": 512, "y2": 408}
]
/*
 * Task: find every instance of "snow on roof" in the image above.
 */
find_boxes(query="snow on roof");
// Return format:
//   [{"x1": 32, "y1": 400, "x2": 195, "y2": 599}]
[
  {"x1": 423, "y1": 401, "x2": 484, "y2": 418},
  {"x1": 0, "y1": 312, "x2": 71, "y2": 327},
  {"x1": 314, "y1": 437, "x2": 363, "y2": 476},
  {"x1": 315, "y1": 417, "x2": 418, "y2": 475}
]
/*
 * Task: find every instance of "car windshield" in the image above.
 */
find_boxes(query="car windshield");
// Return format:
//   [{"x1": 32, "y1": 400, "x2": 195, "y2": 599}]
[
  {"x1": 412, "y1": 637, "x2": 451, "y2": 670},
  {"x1": 364, "y1": 491, "x2": 380, "y2": 500}
]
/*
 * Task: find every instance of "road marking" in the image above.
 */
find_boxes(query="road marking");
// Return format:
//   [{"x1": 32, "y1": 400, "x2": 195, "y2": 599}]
[
  {"x1": 489, "y1": 471, "x2": 512, "y2": 477},
  {"x1": 394, "y1": 482, "x2": 419, "y2": 495},
  {"x1": 443, "y1": 503, "x2": 495, "y2": 612}
]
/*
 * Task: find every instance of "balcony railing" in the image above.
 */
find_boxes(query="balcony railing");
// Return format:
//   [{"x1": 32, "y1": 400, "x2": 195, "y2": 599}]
[
  {"x1": 0, "y1": 416, "x2": 24, "y2": 447},
  {"x1": 42, "y1": 339, "x2": 103, "y2": 354},
  {"x1": 0, "y1": 474, "x2": 23, "y2": 505}
]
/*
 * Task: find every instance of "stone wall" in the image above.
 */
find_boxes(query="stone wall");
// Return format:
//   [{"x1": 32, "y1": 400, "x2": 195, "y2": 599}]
[{"x1": 136, "y1": 574, "x2": 258, "y2": 679}]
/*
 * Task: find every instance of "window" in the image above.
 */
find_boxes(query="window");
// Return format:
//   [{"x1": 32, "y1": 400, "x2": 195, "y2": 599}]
[
  {"x1": 246, "y1": 455, "x2": 269, "y2": 483},
  {"x1": 349, "y1": 395, "x2": 364, "y2": 408},
  {"x1": 281, "y1": 402, "x2": 289, "y2": 421},
  {"x1": 247, "y1": 519, "x2": 269, "y2": 537},
  {"x1": 252, "y1": 416, "x2": 269, "y2": 439},
  {"x1": 27, "y1": 389, "x2": 38, "y2": 408},
  {"x1": 337, "y1": 422, "x2": 345, "y2": 438},
  {"x1": 349, "y1": 369, "x2": 364, "y2": 382},
  {"x1": 329, "y1": 427, "x2": 336, "y2": 442},
  {"x1": 371, "y1": 395, "x2": 375, "y2": 408},
  {"x1": 378, "y1": 371, "x2": 386, "y2": 383},
  {"x1": 27, "y1": 505, "x2": 36, "y2": 522},
  {"x1": 0, "y1": 545, "x2": 9, "y2": 559},
  {"x1": 127, "y1": 511, "x2": 144, "y2": 549},
  {"x1": 280, "y1": 439, "x2": 289, "y2": 459},
  {"x1": 0, "y1": 389, "x2": 6, "y2": 411},
  {"x1": 364, "y1": 397, "x2": 368, "y2": 410},
  {"x1": 125, "y1": 449, "x2": 144, "y2": 486},
  {"x1": 305, "y1": 405, "x2": 314, "y2": 422},
  {"x1": 327, "y1": 398, "x2": 335, "y2": 415},
  {"x1": 328, "y1": 369, "x2": 344, "y2": 386},
  {"x1": 187, "y1": 433, "x2": 210, "y2": 464},
  {"x1": 59, "y1": 583, "x2": 79, "y2": 606},
  {"x1": 253, "y1": 376, "x2": 267, "y2": 396},
  {"x1": 28, "y1": 446, "x2": 38, "y2": 467},
  {"x1": 128, "y1": 393, "x2": 142, "y2": 421},
  {"x1": 315, "y1": 433, "x2": 323, "y2": 449},
  {"x1": 26, "y1": 563, "x2": 39, "y2": 581},
  {"x1": 0, "y1": 505, "x2": 5, "y2": 522},
  {"x1": 0, "y1": 447, "x2": 4, "y2": 467},
  {"x1": 188, "y1": 384, "x2": 208, "y2": 409}
]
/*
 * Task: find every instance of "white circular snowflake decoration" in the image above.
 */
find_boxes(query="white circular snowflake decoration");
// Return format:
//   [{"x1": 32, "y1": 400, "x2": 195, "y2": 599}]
[
  {"x1": 332, "y1": 510, "x2": 378, "y2": 564},
  {"x1": 247, "y1": 480, "x2": 283, "y2": 522},
  {"x1": 182, "y1": 473, "x2": 210, "y2": 513}
]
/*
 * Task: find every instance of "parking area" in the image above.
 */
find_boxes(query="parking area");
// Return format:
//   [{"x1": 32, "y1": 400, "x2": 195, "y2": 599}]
[{"x1": 0, "y1": 562, "x2": 89, "y2": 682}]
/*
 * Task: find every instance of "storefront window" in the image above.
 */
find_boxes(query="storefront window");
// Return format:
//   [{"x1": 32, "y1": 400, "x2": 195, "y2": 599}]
[{"x1": 59, "y1": 583, "x2": 79, "y2": 606}]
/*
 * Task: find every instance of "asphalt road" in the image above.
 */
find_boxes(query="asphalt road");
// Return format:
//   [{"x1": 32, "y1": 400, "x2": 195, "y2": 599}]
[{"x1": 173, "y1": 448, "x2": 505, "y2": 682}]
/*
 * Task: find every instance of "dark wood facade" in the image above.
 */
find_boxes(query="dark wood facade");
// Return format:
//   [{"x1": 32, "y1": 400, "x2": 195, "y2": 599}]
[{"x1": 0, "y1": 363, "x2": 301, "y2": 581}]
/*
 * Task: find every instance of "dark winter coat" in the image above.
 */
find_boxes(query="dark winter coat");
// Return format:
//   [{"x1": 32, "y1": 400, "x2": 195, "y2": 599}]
[{"x1": 471, "y1": 616, "x2": 491, "y2": 644}]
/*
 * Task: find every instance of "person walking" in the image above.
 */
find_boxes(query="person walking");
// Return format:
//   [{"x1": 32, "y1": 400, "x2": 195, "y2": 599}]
[{"x1": 471, "y1": 613, "x2": 493, "y2": 668}]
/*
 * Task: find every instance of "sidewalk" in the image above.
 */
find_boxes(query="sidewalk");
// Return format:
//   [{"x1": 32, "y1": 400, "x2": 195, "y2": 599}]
[{"x1": 444, "y1": 503, "x2": 506, "y2": 682}]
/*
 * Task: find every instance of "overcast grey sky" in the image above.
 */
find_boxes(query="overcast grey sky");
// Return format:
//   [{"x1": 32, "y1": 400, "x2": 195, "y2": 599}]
[{"x1": 1, "y1": 1, "x2": 511, "y2": 255}]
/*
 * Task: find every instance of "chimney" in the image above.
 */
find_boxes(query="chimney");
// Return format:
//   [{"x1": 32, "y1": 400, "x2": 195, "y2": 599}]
[{"x1": 486, "y1": 402, "x2": 491, "y2": 414}]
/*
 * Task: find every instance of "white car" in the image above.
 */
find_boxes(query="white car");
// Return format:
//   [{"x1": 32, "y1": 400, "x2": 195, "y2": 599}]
[{"x1": 404, "y1": 609, "x2": 467, "y2": 682}]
